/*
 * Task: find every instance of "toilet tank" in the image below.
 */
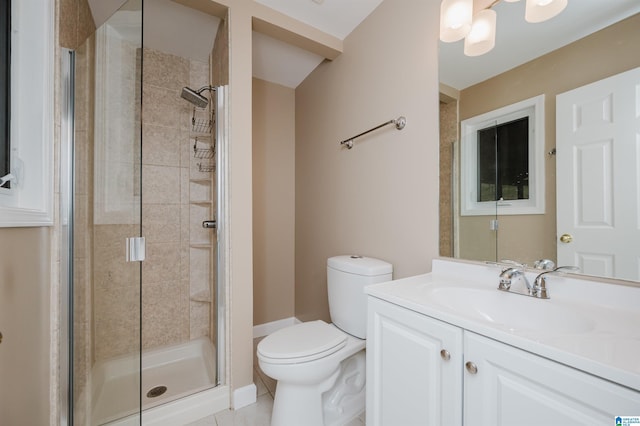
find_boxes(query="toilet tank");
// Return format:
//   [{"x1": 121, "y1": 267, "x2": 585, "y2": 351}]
[{"x1": 327, "y1": 255, "x2": 393, "y2": 339}]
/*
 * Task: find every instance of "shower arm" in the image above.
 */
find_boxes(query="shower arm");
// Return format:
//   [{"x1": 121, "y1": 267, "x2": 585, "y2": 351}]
[{"x1": 195, "y1": 85, "x2": 216, "y2": 94}]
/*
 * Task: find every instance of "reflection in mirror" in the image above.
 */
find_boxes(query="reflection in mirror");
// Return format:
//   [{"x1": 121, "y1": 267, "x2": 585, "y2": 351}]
[
  {"x1": 478, "y1": 119, "x2": 528, "y2": 203},
  {"x1": 438, "y1": 1, "x2": 640, "y2": 281}
]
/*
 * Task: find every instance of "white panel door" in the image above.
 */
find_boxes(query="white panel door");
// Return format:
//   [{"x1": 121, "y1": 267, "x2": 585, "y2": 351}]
[
  {"x1": 366, "y1": 297, "x2": 463, "y2": 426},
  {"x1": 556, "y1": 67, "x2": 640, "y2": 280}
]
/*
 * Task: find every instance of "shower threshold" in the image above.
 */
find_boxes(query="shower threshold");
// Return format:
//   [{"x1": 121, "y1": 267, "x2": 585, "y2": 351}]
[{"x1": 90, "y1": 337, "x2": 217, "y2": 425}]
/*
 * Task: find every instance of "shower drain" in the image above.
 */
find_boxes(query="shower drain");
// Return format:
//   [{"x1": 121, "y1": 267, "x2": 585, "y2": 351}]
[{"x1": 146, "y1": 385, "x2": 168, "y2": 398}]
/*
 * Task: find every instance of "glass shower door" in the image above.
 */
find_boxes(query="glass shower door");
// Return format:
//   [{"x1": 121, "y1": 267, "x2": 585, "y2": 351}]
[{"x1": 70, "y1": 0, "x2": 143, "y2": 424}]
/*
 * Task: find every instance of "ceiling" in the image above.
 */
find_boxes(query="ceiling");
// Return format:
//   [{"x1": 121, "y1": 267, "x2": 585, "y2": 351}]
[
  {"x1": 88, "y1": 0, "x2": 382, "y2": 88},
  {"x1": 439, "y1": 0, "x2": 640, "y2": 90},
  {"x1": 88, "y1": 0, "x2": 640, "y2": 90},
  {"x1": 252, "y1": 0, "x2": 383, "y2": 87}
]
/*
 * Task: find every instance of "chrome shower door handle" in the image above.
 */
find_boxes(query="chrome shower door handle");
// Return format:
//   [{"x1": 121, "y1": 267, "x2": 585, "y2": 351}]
[{"x1": 202, "y1": 220, "x2": 217, "y2": 229}]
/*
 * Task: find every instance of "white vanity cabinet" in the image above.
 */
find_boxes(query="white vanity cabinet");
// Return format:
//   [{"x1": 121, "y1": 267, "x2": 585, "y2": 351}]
[
  {"x1": 367, "y1": 296, "x2": 640, "y2": 426},
  {"x1": 464, "y1": 331, "x2": 640, "y2": 426},
  {"x1": 366, "y1": 296, "x2": 463, "y2": 426}
]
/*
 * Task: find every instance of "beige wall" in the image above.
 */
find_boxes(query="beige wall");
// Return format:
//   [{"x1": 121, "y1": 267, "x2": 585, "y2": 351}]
[
  {"x1": 211, "y1": 12, "x2": 229, "y2": 87},
  {"x1": 0, "y1": 228, "x2": 51, "y2": 425},
  {"x1": 457, "y1": 13, "x2": 640, "y2": 266},
  {"x1": 252, "y1": 78, "x2": 296, "y2": 326},
  {"x1": 294, "y1": 0, "x2": 441, "y2": 322},
  {"x1": 220, "y1": 0, "x2": 255, "y2": 399}
]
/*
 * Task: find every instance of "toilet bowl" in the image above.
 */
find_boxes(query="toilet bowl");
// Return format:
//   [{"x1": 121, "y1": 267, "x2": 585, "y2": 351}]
[
  {"x1": 258, "y1": 321, "x2": 366, "y2": 426},
  {"x1": 257, "y1": 255, "x2": 393, "y2": 426}
]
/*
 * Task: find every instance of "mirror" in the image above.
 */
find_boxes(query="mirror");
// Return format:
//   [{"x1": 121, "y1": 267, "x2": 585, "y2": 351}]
[{"x1": 438, "y1": 0, "x2": 640, "y2": 281}]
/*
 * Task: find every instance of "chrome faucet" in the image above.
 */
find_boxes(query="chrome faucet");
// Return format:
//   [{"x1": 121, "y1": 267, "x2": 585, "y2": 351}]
[
  {"x1": 532, "y1": 266, "x2": 580, "y2": 299},
  {"x1": 533, "y1": 258, "x2": 556, "y2": 271},
  {"x1": 498, "y1": 262, "x2": 531, "y2": 292},
  {"x1": 496, "y1": 260, "x2": 578, "y2": 299}
]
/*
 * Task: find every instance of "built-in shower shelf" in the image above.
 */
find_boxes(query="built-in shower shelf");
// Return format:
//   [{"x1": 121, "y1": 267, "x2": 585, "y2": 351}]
[
  {"x1": 190, "y1": 290, "x2": 211, "y2": 303},
  {"x1": 190, "y1": 243, "x2": 212, "y2": 249},
  {"x1": 190, "y1": 200, "x2": 212, "y2": 206},
  {"x1": 189, "y1": 178, "x2": 211, "y2": 184}
]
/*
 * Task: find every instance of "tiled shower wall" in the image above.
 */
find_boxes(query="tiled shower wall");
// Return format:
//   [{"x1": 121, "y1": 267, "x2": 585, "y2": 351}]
[
  {"x1": 139, "y1": 48, "x2": 215, "y2": 351},
  {"x1": 92, "y1": 47, "x2": 216, "y2": 361},
  {"x1": 91, "y1": 33, "x2": 142, "y2": 363}
]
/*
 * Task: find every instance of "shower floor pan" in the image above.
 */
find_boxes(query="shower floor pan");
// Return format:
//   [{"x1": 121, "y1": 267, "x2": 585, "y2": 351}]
[{"x1": 91, "y1": 337, "x2": 217, "y2": 425}]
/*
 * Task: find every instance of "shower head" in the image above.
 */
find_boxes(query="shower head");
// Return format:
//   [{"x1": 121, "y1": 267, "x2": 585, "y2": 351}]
[{"x1": 181, "y1": 86, "x2": 210, "y2": 109}]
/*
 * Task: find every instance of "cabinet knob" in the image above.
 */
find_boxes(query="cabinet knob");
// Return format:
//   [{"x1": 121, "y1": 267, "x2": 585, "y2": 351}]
[
  {"x1": 440, "y1": 349, "x2": 450, "y2": 361},
  {"x1": 465, "y1": 361, "x2": 478, "y2": 374}
]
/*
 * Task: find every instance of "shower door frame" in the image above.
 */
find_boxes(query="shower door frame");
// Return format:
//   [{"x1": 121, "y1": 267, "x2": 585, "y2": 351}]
[
  {"x1": 60, "y1": 61, "x2": 232, "y2": 426},
  {"x1": 60, "y1": 47, "x2": 74, "y2": 426},
  {"x1": 215, "y1": 85, "x2": 229, "y2": 388},
  {"x1": 62, "y1": 4, "x2": 146, "y2": 421}
]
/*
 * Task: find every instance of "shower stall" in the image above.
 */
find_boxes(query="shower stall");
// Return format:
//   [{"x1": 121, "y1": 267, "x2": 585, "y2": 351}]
[{"x1": 60, "y1": 1, "x2": 230, "y2": 424}]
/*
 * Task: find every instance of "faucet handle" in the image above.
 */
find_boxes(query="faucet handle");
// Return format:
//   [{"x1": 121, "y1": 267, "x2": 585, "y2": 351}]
[
  {"x1": 498, "y1": 266, "x2": 528, "y2": 291},
  {"x1": 533, "y1": 259, "x2": 556, "y2": 270},
  {"x1": 533, "y1": 265, "x2": 580, "y2": 298},
  {"x1": 535, "y1": 265, "x2": 579, "y2": 281}
]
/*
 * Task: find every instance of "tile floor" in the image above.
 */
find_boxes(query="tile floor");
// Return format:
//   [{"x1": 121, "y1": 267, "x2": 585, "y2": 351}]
[{"x1": 185, "y1": 337, "x2": 366, "y2": 425}]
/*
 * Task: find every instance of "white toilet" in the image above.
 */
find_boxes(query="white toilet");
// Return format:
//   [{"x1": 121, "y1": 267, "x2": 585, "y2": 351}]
[{"x1": 257, "y1": 255, "x2": 393, "y2": 426}]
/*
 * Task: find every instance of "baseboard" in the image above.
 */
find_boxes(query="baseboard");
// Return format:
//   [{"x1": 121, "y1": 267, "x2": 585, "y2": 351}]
[
  {"x1": 232, "y1": 383, "x2": 257, "y2": 410},
  {"x1": 253, "y1": 317, "x2": 301, "y2": 338}
]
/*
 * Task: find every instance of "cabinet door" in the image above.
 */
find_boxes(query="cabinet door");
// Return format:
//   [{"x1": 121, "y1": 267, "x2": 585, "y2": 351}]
[
  {"x1": 366, "y1": 297, "x2": 463, "y2": 426},
  {"x1": 464, "y1": 332, "x2": 640, "y2": 426}
]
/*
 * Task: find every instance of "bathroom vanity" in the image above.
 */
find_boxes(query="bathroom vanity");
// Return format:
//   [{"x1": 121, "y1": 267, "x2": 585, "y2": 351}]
[{"x1": 365, "y1": 259, "x2": 640, "y2": 426}]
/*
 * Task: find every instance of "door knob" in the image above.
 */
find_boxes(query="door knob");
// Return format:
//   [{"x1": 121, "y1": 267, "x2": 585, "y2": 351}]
[{"x1": 559, "y1": 233, "x2": 573, "y2": 243}]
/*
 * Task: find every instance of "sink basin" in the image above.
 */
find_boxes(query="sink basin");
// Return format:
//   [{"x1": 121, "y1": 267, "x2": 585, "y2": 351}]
[{"x1": 426, "y1": 287, "x2": 597, "y2": 333}]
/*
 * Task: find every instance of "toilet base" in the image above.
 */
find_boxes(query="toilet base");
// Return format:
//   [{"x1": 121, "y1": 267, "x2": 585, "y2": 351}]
[
  {"x1": 322, "y1": 351, "x2": 366, "y2": 426},
  {"x1": 270, "y1": 351, "x2": 366, "y2": 426}
]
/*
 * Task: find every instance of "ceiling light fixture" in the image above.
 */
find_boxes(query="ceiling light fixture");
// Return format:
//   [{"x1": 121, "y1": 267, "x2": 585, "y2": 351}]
[{"x1": 440, "y1": 0, "x2": 568, "y2": 56}]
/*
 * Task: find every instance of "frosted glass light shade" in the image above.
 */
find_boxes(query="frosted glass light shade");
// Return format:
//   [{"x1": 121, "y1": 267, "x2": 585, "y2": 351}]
[
  {"x1": 525, "y1": 0, "x2": 568, "y2": 23},
  {"x1": 440, "y1": 0, "x2": 473, "y2": 42},
  {"x1": 464, "y1": 9, "x2": 497, "y2": 56}
]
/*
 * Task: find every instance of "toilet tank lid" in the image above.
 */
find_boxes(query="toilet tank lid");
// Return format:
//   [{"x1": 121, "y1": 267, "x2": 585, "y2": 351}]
[{"x1": 327, "y1": 255, "x2": 392, "y2": 276}]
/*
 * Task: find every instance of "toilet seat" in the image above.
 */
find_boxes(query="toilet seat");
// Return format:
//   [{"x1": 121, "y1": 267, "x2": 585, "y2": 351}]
[{"x1": 258, "y1": 320, "x2": 347, "y2": 365}]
